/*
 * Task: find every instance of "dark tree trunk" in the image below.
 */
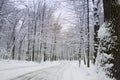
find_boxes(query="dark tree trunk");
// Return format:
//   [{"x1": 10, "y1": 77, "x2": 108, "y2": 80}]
[
  {"x1": 12, "y1": 37, "x2": 15, "y2": 59},
  {"x1": 103, "y1": 0, "x2": 120, "y2": 79},
  {"x1": 87, "y1": 0, "x2": 90, "y2": 67}
]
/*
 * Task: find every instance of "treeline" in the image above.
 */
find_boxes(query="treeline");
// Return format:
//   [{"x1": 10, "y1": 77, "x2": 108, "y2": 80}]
[
  {"x1": 0, "y1": 0, "x2": 89, "y2": 62},
  {"x1": 0, "y1": 0, "x2": 61, "y2": 62}
]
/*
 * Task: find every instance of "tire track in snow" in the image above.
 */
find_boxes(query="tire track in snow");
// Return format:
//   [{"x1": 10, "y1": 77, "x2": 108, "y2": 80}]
[
  {"x1": 10, "y1": 63, "x2": 68, "y2": 80},
  {"x1": 0, "y1": 65, "x2": 40, "y2": 72},
  {"x1": 29, "y1": 63, "x2": 67, "y2": 80}
]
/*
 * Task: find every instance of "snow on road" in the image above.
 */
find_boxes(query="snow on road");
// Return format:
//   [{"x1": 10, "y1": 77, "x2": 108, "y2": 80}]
[
  {"x1": 0, "y1": 60, "x2": 111, "y2": 80},
  {"x1": 0, "y1": 60, "x2": 60, "y2": 80},
  {"x1": 10, "y1": 63, "x2": 67, "y2": 80}
]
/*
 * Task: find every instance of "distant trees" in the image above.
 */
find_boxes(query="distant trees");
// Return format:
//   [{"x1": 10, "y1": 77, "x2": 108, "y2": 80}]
[
  {"x1": 0, "y1": 0, "x2": 74, "y2": 62},
  {"x1": 67, "y1": 0, "x2": 95, "y2": 67},
  {"x1": 19, "y1": 0, "x2": 60, "y2": 62},
  {"x1": 0, "y1": 0, "x2": 21, "y2": 59},
  {"x1": 0, "y1": 0, "x2": 62, "y2": 61}
]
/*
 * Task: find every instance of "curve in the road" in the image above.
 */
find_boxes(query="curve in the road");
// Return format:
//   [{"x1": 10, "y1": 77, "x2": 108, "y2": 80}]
[{"x1": 10, "y1": 63, "x2": 68, "y2": 80}]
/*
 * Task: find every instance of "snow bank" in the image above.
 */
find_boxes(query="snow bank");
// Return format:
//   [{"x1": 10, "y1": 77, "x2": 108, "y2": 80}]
[{"x1": 62, "y1": 61, "x2": 112, "y2": 80}]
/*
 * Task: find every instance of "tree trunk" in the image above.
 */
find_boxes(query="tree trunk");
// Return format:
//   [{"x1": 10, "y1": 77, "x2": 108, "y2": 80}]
[
  {"x1": 87, "y1": 0, "x2": 90, "y2": 67},
  {"x1": 103, "y1": 0, "x2": 120, "y2": 79}
]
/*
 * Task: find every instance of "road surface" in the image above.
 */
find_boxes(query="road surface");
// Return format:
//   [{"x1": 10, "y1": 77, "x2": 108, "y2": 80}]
[
  {"x1": 0, "y1": 61, "x2": 102, "y2": 80},
  {"x1": 10, "y1": 62, "x2": 72, "y2": 80}
]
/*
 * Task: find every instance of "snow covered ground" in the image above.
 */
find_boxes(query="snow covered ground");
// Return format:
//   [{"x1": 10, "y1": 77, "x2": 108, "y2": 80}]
[
  {"x1": 0, "y1": 60, "x2": 111, "y2": 80},
  {"x1": 0, "y1": 60, "x2": 60, "y2": 80}
]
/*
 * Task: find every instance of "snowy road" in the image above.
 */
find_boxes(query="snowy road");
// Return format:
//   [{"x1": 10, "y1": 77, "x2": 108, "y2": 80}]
[
  {"x1": 10, "y1": 63, "x2": 69, "y2": 80},
  {"x1": 0, "y1": 60, "x2": 109, "y2": 80}
]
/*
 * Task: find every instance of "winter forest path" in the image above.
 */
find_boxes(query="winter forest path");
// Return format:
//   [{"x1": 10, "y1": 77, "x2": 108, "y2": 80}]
[
  {"x1": 0, "y1": 61, "x2": 100, "y2": 80},
  {"x1": 10, "y1": 62, "x2": 67, "y2": 80},
  {"x1": 9, "y1": 61, "x2": 98, "y2": 80}
]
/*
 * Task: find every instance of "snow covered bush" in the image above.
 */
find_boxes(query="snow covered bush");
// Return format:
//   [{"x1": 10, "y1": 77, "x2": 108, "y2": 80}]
[{"x1": 96, "y1": 21, "x2": 117, "y2": 80}]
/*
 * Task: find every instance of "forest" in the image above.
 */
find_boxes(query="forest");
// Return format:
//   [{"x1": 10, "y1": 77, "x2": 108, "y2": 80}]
[{"x1": 0, "y1": 0, "x2": 120, "y2": 80}]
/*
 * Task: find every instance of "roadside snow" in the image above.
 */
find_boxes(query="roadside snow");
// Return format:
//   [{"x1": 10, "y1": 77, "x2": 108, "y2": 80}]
[{"x1": 62, "y1": 61, "x2": 112, "y2": 80}]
